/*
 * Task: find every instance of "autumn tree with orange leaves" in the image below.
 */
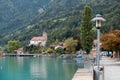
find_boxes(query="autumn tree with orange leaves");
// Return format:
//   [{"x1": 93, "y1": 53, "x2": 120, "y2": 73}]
[{"x1": 101, "y1": 30, "x2": 120, "y2": 59}]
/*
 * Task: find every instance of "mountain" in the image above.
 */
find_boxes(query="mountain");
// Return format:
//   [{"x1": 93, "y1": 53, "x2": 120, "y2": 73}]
[
  {"x1": 0, "y1": 0, "x2": 50, "y2": 34},
  {"x1": 0, "y1": 0, "x2": 120, "y2": 47}
]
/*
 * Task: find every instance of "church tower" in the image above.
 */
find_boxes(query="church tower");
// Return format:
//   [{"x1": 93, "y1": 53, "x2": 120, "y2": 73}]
[{"x1": 42, "y1": 31, "x2": 47, "y2": 40}]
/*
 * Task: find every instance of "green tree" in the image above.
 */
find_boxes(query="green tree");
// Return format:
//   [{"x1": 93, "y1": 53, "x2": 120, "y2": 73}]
[
  {"x1": 64, "y1": 38, "x2": 78, "y2": 54},
  {"x1": 80, "y1": 5, "x2": 94, "y2": 54},
  {"x1": 55, "y1": 47, "x2": 65, "y2": 54},
  {"x1": 46, "y1": 48, "x2": 54, "y2": 53},
  {"x1": 73, "y1": 35, "x2": 82, "y2": 51},
  {"x1": 0, "y1": 47, "x2": 2, "y2": 51},
  {"x1": 8, "y1": 40, "x2": 21, "y2": 53},
  {"x1": 24, "y1": 45, "x2": 42, "y2": 54}
]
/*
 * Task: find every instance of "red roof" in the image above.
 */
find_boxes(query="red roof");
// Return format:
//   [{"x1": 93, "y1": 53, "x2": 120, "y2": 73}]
[
  {"x1": 31, "y1": 36, "x2": 46, "y2": 41},
  {"x1": 17, "y1": 48, "x2": 23, "y2": 51}
]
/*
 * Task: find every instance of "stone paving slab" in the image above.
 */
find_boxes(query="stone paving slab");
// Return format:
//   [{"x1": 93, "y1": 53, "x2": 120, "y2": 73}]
[
  {"x1": 100, "y1": 56, "x2": 120, "y2": 80},
  {"x1": 104, "y1": 66, "x2": 120, "y2": 80},
  {"x1": 72, "y1": 69, "x2": 93, "y2": 80}
]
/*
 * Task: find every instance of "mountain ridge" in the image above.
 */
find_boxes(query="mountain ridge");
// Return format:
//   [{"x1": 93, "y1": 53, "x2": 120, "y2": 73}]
[{"x1": 0, "y1": 0, "x2": 120, "y2": 47}]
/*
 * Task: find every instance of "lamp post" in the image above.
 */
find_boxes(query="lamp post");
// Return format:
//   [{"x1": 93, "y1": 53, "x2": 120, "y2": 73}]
[{"x1": 92, "y1": 14, "x2": 106, "y2": 80}]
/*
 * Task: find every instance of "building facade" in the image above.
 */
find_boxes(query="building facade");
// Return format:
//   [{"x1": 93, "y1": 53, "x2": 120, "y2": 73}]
[{"x1": 30, "y1": 32, "x2": 47, "y2": 47}]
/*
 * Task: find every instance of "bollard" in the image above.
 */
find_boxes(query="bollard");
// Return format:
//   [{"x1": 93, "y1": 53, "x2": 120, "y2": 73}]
[{"x1": 93, "y1": 66, "x2": 104, "y2": 80}]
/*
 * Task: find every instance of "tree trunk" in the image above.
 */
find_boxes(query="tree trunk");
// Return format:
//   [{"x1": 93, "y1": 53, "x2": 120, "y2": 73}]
[
  {"x1": 113, "y1": 51, "x2": 117, "y2": 59},
  {"x1": 107, "y1": 51, "x2": 110, "y2": 57},
  {"x1": 117, "y1": 51, "x2": 120, "y2": 61}
]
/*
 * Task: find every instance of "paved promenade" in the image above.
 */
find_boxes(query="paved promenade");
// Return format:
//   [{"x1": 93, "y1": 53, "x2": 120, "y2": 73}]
[
  {"x1": 72, "y1": 56, "x2": 120, "y2": 80},
  {"x1": 72, "y1": 69, "x2": 93, "y2": 80},
  {"x1": 100, "y1": 56, "x2": 120, "y2": 80}
]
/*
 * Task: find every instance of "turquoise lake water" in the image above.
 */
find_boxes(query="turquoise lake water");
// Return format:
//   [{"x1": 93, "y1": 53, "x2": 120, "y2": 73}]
[{"x1": 0, "y1": 57, "x2": 78, "y2": 80}]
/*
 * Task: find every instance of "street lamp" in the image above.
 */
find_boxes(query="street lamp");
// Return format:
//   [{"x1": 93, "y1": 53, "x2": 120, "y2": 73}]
[{"x1": 92, "y1": 14, "x2": 106, "y2": 80}]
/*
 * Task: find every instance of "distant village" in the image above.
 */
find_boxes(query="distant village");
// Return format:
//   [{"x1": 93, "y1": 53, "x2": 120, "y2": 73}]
[
  {"x1": 0, "y1": 30, "x2": 99, "y2": 59},
  {"x1": 4, "y1": 31, "x2": 67, "y2": 56}
]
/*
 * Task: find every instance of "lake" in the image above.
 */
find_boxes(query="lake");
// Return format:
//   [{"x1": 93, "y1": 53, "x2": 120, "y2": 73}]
[{"x1": 0, "y1": 57, "x2": 79, "y2": 80}]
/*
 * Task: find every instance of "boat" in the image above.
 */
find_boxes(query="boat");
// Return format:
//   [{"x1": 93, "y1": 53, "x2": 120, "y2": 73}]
[{"x1": 76, "y1": 54, "x2": 83, "y2": 58}]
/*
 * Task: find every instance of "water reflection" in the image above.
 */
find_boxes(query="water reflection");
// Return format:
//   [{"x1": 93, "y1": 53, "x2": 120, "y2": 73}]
[
  {"x1": 0, "y1": 57, "x2": 77, "y2": 80},
  {"x1": 17, "y1": 57, "x2": 23, "y2": 67},
  {"x1": 0, "y1": 57, "x2": 4, "y2": 70},
  {"x1": 30, "y1": 57, "x2": 47, "y2": 79}
]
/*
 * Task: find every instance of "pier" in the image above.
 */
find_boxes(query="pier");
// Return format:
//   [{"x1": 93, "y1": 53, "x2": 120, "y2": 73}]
[
  {"x1": 72, "y1": 69, "x2": 93, "y2": 80},
  {"x1": 5, "y1": 54, "x2": 42, "y2": 57}
]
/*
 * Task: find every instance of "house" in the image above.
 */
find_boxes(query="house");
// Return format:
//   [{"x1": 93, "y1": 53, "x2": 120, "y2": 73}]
[
  {"x1": 54, "y1": 42, "x2": 65, "y2": 50},
  {"x1": 55, "y1": 45, "x2": 65, "y2": 50},
  {"x1": 16, "y1": 48, "x2": 24, "y2": 54},
  {"x1": 30, "y1": 32, "x2": 47, "y2": 47},
  {"x1": 0, "y1": 51, "x2": 6, "y2": 56}
]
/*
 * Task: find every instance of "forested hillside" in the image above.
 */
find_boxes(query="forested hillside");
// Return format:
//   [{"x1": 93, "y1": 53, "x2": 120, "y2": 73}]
[
  {"x1": 0, "y1": 0, "x2": 50, "y2": 34},
  {"x1": 0, "y1": 0, "x2": 120, "y2": 47}
]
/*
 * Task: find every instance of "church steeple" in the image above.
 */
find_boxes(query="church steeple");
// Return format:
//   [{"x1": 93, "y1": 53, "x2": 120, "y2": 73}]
[{"x1": 42, "y1": 31, "x2": 47, "y2": 40}]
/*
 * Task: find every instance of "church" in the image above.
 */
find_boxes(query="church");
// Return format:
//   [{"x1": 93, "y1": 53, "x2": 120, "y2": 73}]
[{"x1": 30, "y1": 32, "x2": 47, "y2": 47}]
